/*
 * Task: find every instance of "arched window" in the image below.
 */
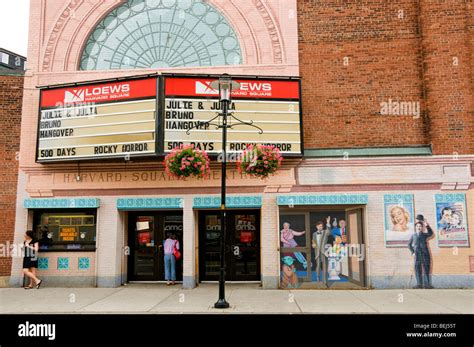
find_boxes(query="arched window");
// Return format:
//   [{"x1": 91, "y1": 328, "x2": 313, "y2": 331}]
[{"x1": 80, "y1": 0, "x2": 242, "y2": 70}]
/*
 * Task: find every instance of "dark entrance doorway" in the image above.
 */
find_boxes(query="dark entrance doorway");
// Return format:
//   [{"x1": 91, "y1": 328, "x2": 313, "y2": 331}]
[
  {"x1": 199, "y1": 210, "x2": 260, "y2": 281},
  {"x1": 128, "y1": 211, "x2": 183, "y2": 281}
]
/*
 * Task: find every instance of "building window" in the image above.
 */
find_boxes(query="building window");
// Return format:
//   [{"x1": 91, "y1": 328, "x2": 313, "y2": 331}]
[
  {"x1": 80, "y1": 0, "x2": 242, "y2": 70},
  {"x1": 33, "y1": 210, "x2": 97, "y2": 251}
]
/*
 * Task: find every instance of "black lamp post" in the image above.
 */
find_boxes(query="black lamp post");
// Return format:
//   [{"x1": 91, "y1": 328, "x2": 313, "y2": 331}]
[
  {"x1": 187, "y1": 74, "x2": 262, "y2": 309},
  {"x1": 211, "y1": 74, "x2": 238, "y2": 309}
]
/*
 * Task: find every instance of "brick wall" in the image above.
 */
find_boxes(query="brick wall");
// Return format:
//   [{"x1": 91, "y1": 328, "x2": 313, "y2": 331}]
[
  {"x1": 0, "y1": 74, "x2": 23, "y2": 277},
  {"x1": 297, "y1": 0, "x2": 473, "y2": 154},
  {"x1": 419, "y1": 0, "x2": 474, "y2": 155}
]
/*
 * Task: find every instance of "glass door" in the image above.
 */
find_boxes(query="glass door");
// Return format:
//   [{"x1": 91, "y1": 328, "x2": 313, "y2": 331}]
[
  {"x1": 128, "y1": 213, "x2": 162, "y2": 281},
  {"x1": 229, "y1": 213, "x2": 260, "y2": 280},
  {"x1": 199, "y1": 212, "x2": 221, "y2": 281},
  {"x1": 128, "y1": 212, "x2": 183, "y2": 281},
  {"x1": 345, "y1": 208, "x2": 366, "y2": 287},
  {"x1": 199, "y1": 210, "x2": 260, "y2": 281}
]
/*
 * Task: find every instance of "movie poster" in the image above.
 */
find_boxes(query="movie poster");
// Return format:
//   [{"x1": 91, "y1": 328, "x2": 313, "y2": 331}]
[
  {"x1": 435, "y1": 194, "x2": 469, "y2": 247},
  {"x1": 384, "y1": 194, "x2": 415, "y2": 247}
]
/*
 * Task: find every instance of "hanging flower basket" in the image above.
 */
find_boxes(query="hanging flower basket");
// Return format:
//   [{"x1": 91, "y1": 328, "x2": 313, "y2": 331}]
[
  {"x1": 237, "y1": 145, "x2": 283, "y2": 178},
  {"x1": 164, "y1": 145, "x2": 210, "y2": 179}
]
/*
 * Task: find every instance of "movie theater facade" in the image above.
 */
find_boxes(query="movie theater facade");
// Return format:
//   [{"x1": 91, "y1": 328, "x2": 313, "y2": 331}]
[{"x1": 10, "y1": 0, "x2": 473, "y2": 289}]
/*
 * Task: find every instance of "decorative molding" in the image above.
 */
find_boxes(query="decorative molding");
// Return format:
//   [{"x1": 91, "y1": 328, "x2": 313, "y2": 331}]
[
  {"x1": 38, "y1": 257, "x2": 49, "y2": 270},
  {"x1": 304, "y1": 146, "x2": 433, "y2": 158},
  {"x1": 277, "y1": 194, "x2": 369, "y2": 206},
  {"x1": 252, "y1": 0, "x2": 284, "y2": 64},
  {"x1": 116, "y1": 197, "x2": 183, "y2": 210},
  {"x1": 24, "y1": 198, "x2": 100, "y2": 209},
  {"x1": 435, "y1": 193, "x2": 466, "y2": 203},
  {"x1": 383, "y1": 194, "x2": 414, "y2": 204},
  {"x1": 42, "y1": 0, "x2": 84, "y2": 71},
  {"x1": 193, "y1": 196, "x2": 262, "y2": 208},
  {"x1": 78, "y1": 257, "x2": 90, "y2": 270},
  {"x1": 65, "y1": 0, "x2": 114, "y2": 71},
  {"x1": 57, "y1": 257, "x2": 69, "y2": 270},
  {"x1": 42, "y1": 0, "x2": 286, "y2": 71}
]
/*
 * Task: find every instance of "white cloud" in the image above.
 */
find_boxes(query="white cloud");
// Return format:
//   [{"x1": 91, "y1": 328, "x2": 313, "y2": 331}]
[{"x1": 0, "y1": 0, "x2": 30, "y2": 57}]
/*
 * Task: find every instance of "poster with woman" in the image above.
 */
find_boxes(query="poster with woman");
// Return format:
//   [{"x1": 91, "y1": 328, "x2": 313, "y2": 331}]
[
  {"x1": 435, "y1": 194, "x2": 469, "y2": 247},
  {"x1": 384, "y1": 194, "x2": 415, "y2": 247}
]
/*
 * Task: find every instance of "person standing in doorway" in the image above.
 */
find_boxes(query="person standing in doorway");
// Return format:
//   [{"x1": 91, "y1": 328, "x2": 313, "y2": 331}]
[
  {"x1": 312, "y1": 217, "x2": 335, "y2": 287},
  {"x1": 22, "y1": 230, "x2": 42, "y2": 289},
  {"x1": 408, "y1": 216, "x2": 434, "y2": 289},
  {"x1": 164, "y1": 233, "x2": 179, "y2": 285}
]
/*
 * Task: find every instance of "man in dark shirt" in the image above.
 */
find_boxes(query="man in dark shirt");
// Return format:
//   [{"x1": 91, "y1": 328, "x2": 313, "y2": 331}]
[{"x1": 408, "y1": 219, "x2": 434, "y2": 289}]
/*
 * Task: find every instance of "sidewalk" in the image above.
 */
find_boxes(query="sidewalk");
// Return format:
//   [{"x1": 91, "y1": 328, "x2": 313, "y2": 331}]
[{"x1": 1, "y1": 284, "x2": 473, "y2": 314}]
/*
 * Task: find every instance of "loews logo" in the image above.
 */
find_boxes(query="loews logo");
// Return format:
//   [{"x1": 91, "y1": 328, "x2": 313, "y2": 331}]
[
  {"x1": 195, "y1": 81, "x2": 272, "y2": 95},
  {"x1": 239, "y1": 82, "x2": 272, "y2": 92},
  {"x1": 195, "y1": 81, "x2": 218, "y2": 95},
  {"x1": 64, "y1": 84, "x2": 130, "y2": 103}
]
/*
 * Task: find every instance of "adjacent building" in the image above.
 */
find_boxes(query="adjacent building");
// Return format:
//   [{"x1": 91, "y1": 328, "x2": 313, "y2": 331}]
[{"x1": 0, "y1": 48, "x2": 25, "y2": 286}]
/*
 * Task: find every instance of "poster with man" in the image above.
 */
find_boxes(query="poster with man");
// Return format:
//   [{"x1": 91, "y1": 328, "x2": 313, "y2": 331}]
[
  {"x1": 435, "y1": 194, "x2": 469, "y2": 247},
  {"x1": 384, "y1": 194, "x2": 415, "y2": 247}
]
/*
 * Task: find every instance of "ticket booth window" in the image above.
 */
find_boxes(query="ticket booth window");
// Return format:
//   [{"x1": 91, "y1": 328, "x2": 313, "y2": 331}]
[{"x1": 33, "y1": 210, "x2": 97, "y2": 251}]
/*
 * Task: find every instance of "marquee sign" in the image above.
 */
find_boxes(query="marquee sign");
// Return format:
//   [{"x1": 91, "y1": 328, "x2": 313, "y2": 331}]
[
  {"x1": 163, "y1": 76, "x2": 302, "y2": 155},
  {"x1": 36, "y1": 74, "x2": 303, "y2": 162},
  {"x1": 37, "y1": 77, "x2": 157, "y2": 162}
]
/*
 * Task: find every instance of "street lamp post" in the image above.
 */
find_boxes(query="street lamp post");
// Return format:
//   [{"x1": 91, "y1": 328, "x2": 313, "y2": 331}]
[
  {"x1": 187, "y1": 74, "x2": 262, "y2": 309},
  {"x1": 211, "y1": 74, "x2": 236, "y2": 309}
]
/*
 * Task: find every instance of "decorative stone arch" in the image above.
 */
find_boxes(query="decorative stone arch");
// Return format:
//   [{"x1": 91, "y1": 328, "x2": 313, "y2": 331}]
[{"x1": 41, "y1": 0, "x2": 287, "y2": 72}]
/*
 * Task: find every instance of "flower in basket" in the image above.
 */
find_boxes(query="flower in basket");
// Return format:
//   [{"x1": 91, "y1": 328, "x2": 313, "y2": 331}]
[
  {"x1": 237, "y1": 144, "x2": 283, "y2": 178},
  {"x1": 164, "y1": 145, "x2": 210, "y2": 179}
]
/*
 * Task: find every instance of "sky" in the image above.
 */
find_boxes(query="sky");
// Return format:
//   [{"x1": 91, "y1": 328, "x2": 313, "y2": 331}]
[{"x1": 0, "y1": 1, "x2": 30, "y2": 57}]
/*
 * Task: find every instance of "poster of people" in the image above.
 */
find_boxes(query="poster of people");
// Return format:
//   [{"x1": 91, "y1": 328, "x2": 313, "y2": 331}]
[
  {"x1": 384, "y1": 194, "x2": 415, "y2": 247},
  {"x1": 435, "y1": 194, "x2": 469, "y2": 247}
]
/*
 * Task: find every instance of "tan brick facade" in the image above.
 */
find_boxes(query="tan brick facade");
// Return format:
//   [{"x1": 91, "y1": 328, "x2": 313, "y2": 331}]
[{"x1": 7, "y1": 0, "x2": 474, "y2": 289}]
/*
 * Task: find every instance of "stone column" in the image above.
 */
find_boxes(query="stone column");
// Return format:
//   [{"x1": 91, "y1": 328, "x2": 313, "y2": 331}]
[
  {"x1": 182, "y1": 195, "x2": 196, "y2": 289},
  {"x1": 96, "y1": 197, "x2": 123, "y2": 287},
  {"x1": 261, "y1": 194, "x2": 280, "y2": 289}
]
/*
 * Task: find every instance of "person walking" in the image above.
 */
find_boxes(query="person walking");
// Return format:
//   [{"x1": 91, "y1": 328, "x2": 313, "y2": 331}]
[
  {"x1": 408, "y1": 216, "x2": 434, "y2": 289},
  {"x1": 22, "y1": 230, "x2": 42, "y2": 289},
  {"x1": 163, "y1": 233, "x2": 179, "y2": 285}
]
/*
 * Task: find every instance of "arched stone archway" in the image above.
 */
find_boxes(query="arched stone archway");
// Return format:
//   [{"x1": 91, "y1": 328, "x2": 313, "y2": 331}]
[{"x1": 40, "y1": 0, "x2": 289, "y2": 72}]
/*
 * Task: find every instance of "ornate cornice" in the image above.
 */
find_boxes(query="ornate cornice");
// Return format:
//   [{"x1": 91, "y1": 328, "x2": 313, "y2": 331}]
[
  {"x1": 42, "y1": 0, "x2": 84, "y2": 72},
  {"x1": 41, "y1": 0, "x2": 286, "y2": 71},
  {"x1": 252, "y1": 0, "x2": 284, "y2": 64}
]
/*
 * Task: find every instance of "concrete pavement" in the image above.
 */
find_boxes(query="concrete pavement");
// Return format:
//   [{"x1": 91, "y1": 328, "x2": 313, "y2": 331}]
[{"x1": 0, "y1": 284, "x2": 473, "y2": 314}]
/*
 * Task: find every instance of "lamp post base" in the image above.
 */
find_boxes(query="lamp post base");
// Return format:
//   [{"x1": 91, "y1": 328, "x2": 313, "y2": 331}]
[{"x1": 214, "y1": 299, "x2": 230, "y2": 309}]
